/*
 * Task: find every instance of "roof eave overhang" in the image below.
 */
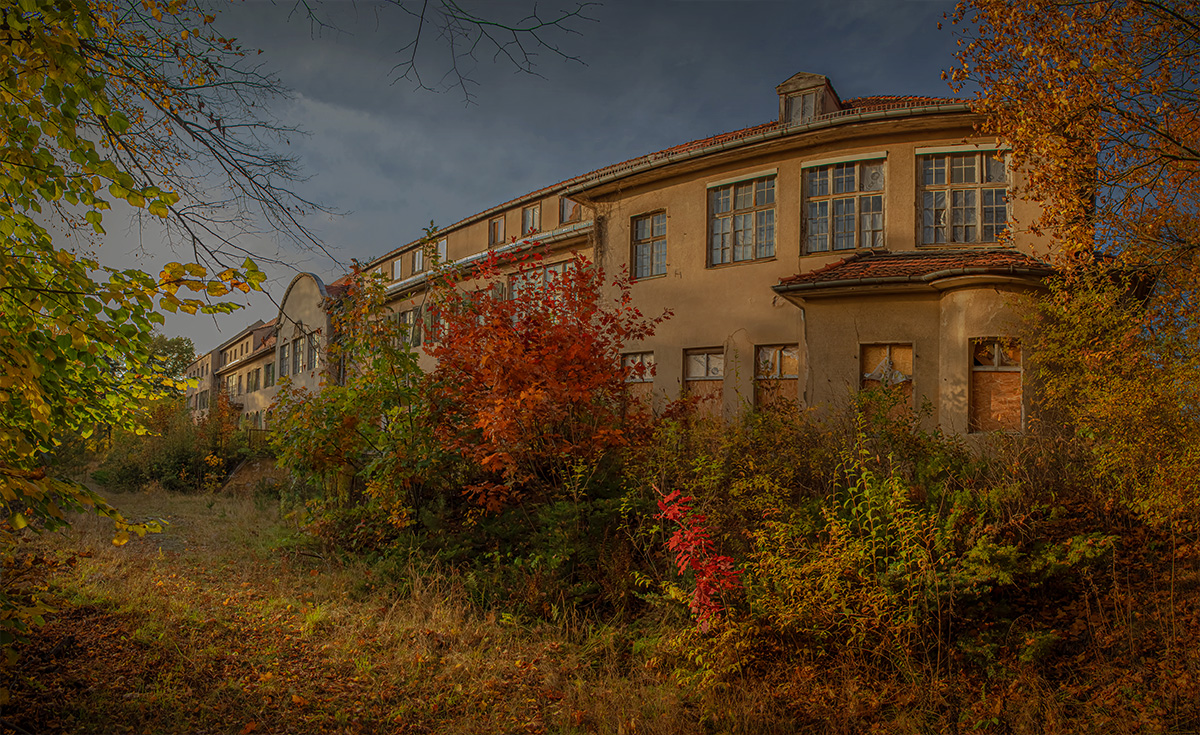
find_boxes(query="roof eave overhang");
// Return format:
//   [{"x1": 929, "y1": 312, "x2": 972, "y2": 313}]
[
  {"x1": 772, "y1": 266, "x2": 1053, "y2": 304},
  {"x1": 566, "y1": 103, "x2": 974, "y2": 198},
  {"x1": 383, "y1": 220, "x2": 595, "y2": 300}
]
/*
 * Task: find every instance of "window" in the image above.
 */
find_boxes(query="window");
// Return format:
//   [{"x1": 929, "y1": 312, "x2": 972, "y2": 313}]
[
  {"x1": 392, "y1": 258, "x2": 404, "y2": 281},
  {"x1": 686, "y1": 350, "x2": 724, "y2": 381},
  {"x1": 198, "y1": 390, "x2": 209, "y2": 410},
  {"x1": 307, "y1": 334, "x2": 319, "y2": 371},
  {"x1": 488, "y1": 216, "x2": 506, "y2": 246},
  {"x1": 411, "y1": 247, "x2": 424, "y2": 275},
  {"x1": 622, "y1": 352, "x2": 656, "y2": 383},
  {"x1": 785, "y1": 91, "x2": 820, "y2": 124},
  {"x1": 623, "y1": 351, "x2": 655, "y2": 404},
  {"x1": 522, "y1": 204, "x2": 540, "y2": 235},
  {"x1": 804, "y1": 161, "x2": 885, "y2": 253},
  {"x1": 632, "y1": 212, "x2": 667, "y2": 280},
  {"x1": 292, "y1": 337, "x2": 303, "y2": 374},
  {"x1": 279, "y1": 342, "x2": 289, "y2": 378},
  {"x1": 399, "y1": 307, "x2": 423, "y2": 346},
  {"x1": 921, "y1": 152, "x2": 1008, "y2": 245},
  {"x1": 755, "y1": 345, "x2": 800, "y2": 406},
  {"x1": 860, "y1": 343, "x2": 913, "y2": 407},
  {"x1": 510, "y1": 260, "x2": 573, "y2": 301},
  {"x1": 436, "y1": 238, "x2": 447, "y2": 263},
  {"x1": 685, "y1": 349, "x2": 724, "y2": 415},
  {"x1": 264, "y1": 362, "x2": 275, "y2": 387},
  {"x1": 970, "y1": 338, "x2": 1022, "y2": 432},
  {"x1": 560, "y1": 196, "x2": 581, "y2": 223},
  {"x1": 709, "y1": 176, "x2": 775, "y2": 266},
  {"x1": 249, "y1": 368, "x2": 260, "y2": 393}
]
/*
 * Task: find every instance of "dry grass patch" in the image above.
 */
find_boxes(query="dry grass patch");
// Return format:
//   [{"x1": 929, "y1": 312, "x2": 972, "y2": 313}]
[{"x1": 1, "y1": 490, "x2": 696, "y2": 734}]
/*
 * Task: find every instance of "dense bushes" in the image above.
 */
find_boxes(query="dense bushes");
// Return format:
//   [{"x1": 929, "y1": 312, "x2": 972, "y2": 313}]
[
  {"x1": 267, "y1": 256, "x2": 1200, "y2": 733},
  {"x1": 92, "y1": 392, "x2": 248, "y2": 494}
]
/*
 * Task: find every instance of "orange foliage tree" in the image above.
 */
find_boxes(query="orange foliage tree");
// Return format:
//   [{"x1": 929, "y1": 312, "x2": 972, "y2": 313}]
[
  {"x1": 949, "y1": 0, "x2": 1200, "y2": 514},
  {"x1": 427, "y1": 248, "x2": 670, "y2": 511}
]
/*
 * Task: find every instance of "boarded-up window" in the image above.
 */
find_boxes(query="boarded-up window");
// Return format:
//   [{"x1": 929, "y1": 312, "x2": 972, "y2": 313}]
[
  {"x1": 860, "y1": 343, "x2": 914, "y2": 407},
  {"x1": 970, "y1": 338, "x2": 1022, "y2": 432},
  {"x1": 622, "y1": 351, "x2": 655, "y2": 404},
  {"x1": 755, "y1": 344, "x2": 800, "y2": 407},
  {"x1": 685, "y1": 349, "x2": 724, "y2": 416}
]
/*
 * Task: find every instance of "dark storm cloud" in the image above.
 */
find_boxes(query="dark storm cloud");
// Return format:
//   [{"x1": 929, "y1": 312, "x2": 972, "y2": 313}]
[{"x1": 148, "y1": 0, "x2": 961, "y2": 347}]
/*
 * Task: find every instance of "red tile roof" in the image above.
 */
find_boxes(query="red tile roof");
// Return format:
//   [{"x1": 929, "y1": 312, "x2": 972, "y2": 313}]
[
  {"x1": 842, "y1": 95, "x2": 958, "y2": 110},
  {"x1": 370, "y1": 95, "x2": 969, "y2": 265},
  {"x1": 776, "y1": 249, "x2": 1053, "y2": 292}
]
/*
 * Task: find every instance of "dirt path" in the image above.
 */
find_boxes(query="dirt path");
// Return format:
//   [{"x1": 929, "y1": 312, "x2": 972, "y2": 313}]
[{"x1": 1, "y1": 492, "x2": 690, "y2": 734}]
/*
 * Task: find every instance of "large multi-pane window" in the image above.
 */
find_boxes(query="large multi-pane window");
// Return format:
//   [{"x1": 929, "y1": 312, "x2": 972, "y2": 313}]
[
  {"x1": 920, "y1": 152, "x2": 1008, "y2": 245},
  {"x1": 307, "y1": 334, "x2": 319, "y2": 371},
  {"x1": 264, "y1": 362, "x2": 275, "y2": 387},
  {"x1": 412, "y1": 247, "x2": 424, "y2": 274},
  {"x1": 632, "y1": 212, "x2": 667, "y2": 280},
  {"x1": 292, "y1": 337, "x2": 302, "y2": 374},
  {"x1": 804, "y1": 160, "x2": 885, "y2": 253},
  {"x1": 279, "y1": 342, "x2": 289, "y2": 378},
  {"x1": 708, "y1": 175, "x2": 775, "y2": 266}
]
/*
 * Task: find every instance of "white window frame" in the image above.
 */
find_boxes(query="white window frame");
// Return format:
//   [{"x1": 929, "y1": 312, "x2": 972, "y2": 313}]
[
  {"x1": 707, "y1": 175, "x2": 776, "y2": 266},
  {"x1": 685, "y1": 349, "x2": 725, "y2": 381},
  {"x1": 522, "y1": 204, "x2": 540, "y2": 235},
  {"x1": 920, "y1": 151, "x2": 1009, "y2": 245},
  {"x1": 631, "y1": 211, "x2": 667, "y2": 280},
  {"x1": 803, "y1": 159, "x2": 886, "y2": 254},
  {"x1": 622, "y1": 351, "x2": 656, "y2": 383}
]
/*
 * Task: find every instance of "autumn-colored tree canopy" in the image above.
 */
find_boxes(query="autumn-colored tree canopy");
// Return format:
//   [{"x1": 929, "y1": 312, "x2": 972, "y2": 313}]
[
  {"x1": 427, "y1": 250, "x2": 669, "y2": 512},
  {"x1": 951, "y1": 0, "x2": 1200, "y2": 513},
  {"x1": 0, "y1": 0, "x2": 322, "y2": 663}
]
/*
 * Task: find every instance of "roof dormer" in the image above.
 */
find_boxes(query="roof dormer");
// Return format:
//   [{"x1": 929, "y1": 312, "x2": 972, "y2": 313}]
[{"x1": 776, "y1": 72, "x2": 842, "y2": 125}]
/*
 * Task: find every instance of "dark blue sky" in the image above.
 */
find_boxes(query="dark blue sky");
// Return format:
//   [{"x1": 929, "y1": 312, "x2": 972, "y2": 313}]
[{"x1": 134, "y1": 0, "x2": 967, "y2": 348}]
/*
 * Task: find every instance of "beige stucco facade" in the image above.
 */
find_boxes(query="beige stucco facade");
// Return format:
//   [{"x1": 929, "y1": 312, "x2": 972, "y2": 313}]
[{"x1": 189, "y1": 72, "x2": 1056, "y2": 436}]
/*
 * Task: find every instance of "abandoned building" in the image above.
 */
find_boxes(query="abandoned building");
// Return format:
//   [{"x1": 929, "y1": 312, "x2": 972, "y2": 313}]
[{"x1": 186, "y1": 72, "x2": 1054, "y2": 434}]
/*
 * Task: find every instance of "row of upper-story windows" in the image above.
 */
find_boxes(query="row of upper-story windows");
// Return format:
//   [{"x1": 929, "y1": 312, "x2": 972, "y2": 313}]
[
  {"x1": 373, "y1": 196, "x2": 585, "y2": 283},
  {"x1": 629, "y1": 151, "x2": 1010, "y2": 280},
  {"x1": 221, "y1": 338, "x2": 254, "y2": 367},
  {"x1": 223, "y1": 361, "x2": 276, "y2": 397},
  {"x1": 187, "y1": 361, "x2": 210, "y2": 381}
]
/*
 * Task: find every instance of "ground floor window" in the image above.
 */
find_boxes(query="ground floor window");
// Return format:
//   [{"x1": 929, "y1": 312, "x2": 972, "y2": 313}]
[
  {"x1": 860, "y1": 343, "x2": 913, "y2": 408},
  {"x1": 685, "y1": 349, "x2": 724, "y2": 415},
  {"x1": 755, "y1": 344, "x2": 800, "y2": 407},
  {"x1": 969, "y1": 338, "x2": 1022, "y2": 432},
  {"x1": 622, "y1": 351, "x2": 656, "y2": 404}
]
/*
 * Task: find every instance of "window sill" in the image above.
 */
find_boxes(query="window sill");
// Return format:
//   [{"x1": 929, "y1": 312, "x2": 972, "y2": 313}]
[
  {"x1": 705, "y1": 257, "x2": 777, "y2": 270},
  {"x1": 917, "y1": 242, "x2": 1010, "y2": 249},
  {"x1": 801, "y1": 246, "x2": 884, "y2": 258},
  {"x1": 632, "y1": 273, "x2": 668, "y2": 283}
]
